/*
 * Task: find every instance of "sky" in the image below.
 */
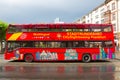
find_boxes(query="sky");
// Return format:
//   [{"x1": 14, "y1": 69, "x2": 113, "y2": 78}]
[{"x1": 0, "y1": 0, "x2": 105, "y2": 24}]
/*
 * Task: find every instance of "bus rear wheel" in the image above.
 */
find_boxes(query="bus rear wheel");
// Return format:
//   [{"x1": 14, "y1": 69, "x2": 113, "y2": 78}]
[
  {"x1": 24, "y1": 54, "x2": 33, "y2": 62},
  {"x1": 82, "y1": 54, "x2": 91, "y2": 63}
]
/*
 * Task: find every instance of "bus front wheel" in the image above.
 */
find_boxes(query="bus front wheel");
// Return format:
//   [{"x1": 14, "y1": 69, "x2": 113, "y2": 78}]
[
  {"x1": 82, "y1": 54, "x2": 91, "y2": 63},
  {"x1": 24, "y1": 54, "x2": 34, "y2": 62}
]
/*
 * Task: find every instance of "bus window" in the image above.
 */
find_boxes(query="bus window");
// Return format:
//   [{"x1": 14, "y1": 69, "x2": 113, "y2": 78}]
[
  {"x1": 91, "y1": 28, "x2": 101, "y2": 32},
  {"x1": 8, "y1": 26, "x2": 21, "y2": 33},
  {"x1": 79, "y1": 41, "x2": 84, "y2": 47},
  {"x1": 85, "y1": 41, "x2": 89, "y2": 47},
  {"x1": 91, "y1": 26, "x2": 102, "y2": 32},
  {"x1": 39, "y1": 42, "x2": 46, "y2": 48},
  {"x1": 8, "y1": 26, "x2": 16, "y2": 33},
  {"x1": 35, "y1": 42, "x2": 39, "y2": 47},
  {"x1": 84, "y1": 29, "x2": 89, "y2": 31},
  {"x1": 89, "y1": 42, "x2": 94, "y2": 48},
  {"x1": 55, "y1": 42, "x2": 61, "y2": 48},
  {"x1": 67, "y1": 42, "x2": 73, "y2": 48},
  {"x1": 7, "y1": 42, "x2": 16, "y2": 52},
  {"x1": 103, "y1": 26, "x2": 112, "y2": 32},
  {"x1": 62, "y1": 29, "x2": 72, "y2": 32},
  {"x1": 24, "y1": 41, "x2": 34, "y2": 47},
  {"x1": 21, "y1": 29, "x2": 28, "y2": 32},
  {"x1": 61, "y1": 42, "x2": 67, "y2": 48},
  {"x1": 50, "y1": 29, "x2": 61, "y2": 32},
  {"x1": 104, "y1": 41, "x2": 113, "y2": 47},
  {"x1": 73, "y1": 42, "x2": 79, "y2": 47}
]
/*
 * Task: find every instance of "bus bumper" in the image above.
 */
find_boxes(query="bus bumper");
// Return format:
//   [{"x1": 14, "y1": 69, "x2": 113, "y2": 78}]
[{"x1": 4, "y1": 53, "x2": 15, "y2": 60}]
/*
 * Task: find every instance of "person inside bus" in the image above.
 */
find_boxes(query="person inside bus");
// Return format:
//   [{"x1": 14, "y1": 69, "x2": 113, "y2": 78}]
[{"x1": 94, "y1": 42, "x2": 101, "y2": 48}]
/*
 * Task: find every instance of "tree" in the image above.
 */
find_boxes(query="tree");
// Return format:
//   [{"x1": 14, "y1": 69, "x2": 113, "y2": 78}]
[
  {"x1": 0, "y1": 21, "x2": 9, "y2": 53},
  {"x1": 0, "y1": 21, "x2": 9, "y2": 40}
]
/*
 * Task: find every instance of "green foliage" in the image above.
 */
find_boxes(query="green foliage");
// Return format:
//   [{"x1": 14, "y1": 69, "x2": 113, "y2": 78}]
[{"x1": 0, "y1": 21, "x2": 9, "y2": 40}]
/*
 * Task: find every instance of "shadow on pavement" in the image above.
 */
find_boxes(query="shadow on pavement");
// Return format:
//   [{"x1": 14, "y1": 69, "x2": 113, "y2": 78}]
[{"x1": 9, "y1": 60, "x2": 110, "y2": 63}]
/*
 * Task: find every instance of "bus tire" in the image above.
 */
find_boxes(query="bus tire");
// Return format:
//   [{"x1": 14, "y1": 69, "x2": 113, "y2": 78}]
[
  {"x1": 82, "y1": 54, "x2": 91, "y2": 63},
  {"x1": 24, "y1": 54, "x2": 34, "y2": 62}
]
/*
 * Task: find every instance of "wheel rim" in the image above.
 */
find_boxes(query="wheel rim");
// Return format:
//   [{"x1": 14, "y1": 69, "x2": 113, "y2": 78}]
[
  {"x1": 25, "y1": 55, "x2": 33, "y2": 62},
  {"x1": 83, "y1": 54, "x2": 91, "y2": 62}
]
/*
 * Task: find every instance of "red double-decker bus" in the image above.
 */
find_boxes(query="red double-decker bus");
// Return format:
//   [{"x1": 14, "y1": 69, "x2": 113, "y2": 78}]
[{"x1": 4, "y1": 23, "x2": 115, "y2": 62}]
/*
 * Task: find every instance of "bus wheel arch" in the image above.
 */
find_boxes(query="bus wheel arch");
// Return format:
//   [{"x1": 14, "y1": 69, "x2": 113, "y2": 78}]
[
  {"x1": 24, "y1": 53, "x2": 34, "y2": 62},
  {"x1": 82, "y1": 53, "x2": 91, "y2": 63}
]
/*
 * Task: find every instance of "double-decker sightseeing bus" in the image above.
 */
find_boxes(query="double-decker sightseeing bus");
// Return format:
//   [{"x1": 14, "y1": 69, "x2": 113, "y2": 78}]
[{"x1": 4, "y1": 23, "x2": 115, "y2": 62}]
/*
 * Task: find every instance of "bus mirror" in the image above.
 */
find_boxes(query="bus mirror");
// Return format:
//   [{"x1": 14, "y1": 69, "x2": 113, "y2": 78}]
[
  {"x1": 2, "y1": 40, "x2": 5, "y2": 48},
  {"x1": 1, "y1": 40, "x2": 6, "y2": 53}
]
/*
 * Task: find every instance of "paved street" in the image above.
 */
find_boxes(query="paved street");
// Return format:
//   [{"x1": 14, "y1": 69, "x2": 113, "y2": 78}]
[
  {"x1": 0, "y1": 54, "x2": 120, "y2": 80},
  {"x1": 115, "y1": 51, "x2": 120, "y2": 60},
  {"x1": 0, "y1": 54, "x2": 8, "y2": 64}
]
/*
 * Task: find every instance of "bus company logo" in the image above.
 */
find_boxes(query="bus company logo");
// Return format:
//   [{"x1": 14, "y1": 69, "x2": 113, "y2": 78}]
[
  {"x1": 57, "y1": 33, "x2": 62, "y2": 38},
  {"x1": 20, "y1": 33, "x2": 27, "y2": 39}
]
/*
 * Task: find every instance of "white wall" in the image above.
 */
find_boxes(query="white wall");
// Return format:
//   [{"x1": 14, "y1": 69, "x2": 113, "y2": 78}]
[{"x1": 118, "y1": 0, "x2": 120, "y2": 32}]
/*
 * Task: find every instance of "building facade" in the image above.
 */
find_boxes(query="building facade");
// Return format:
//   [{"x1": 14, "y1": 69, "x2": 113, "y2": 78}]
[{"x1": 75, "y1": 0, "x2": 120, "y2": 51}]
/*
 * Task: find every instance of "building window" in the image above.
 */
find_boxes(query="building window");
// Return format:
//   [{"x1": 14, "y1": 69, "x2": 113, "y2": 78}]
[
  {"x1": 107, "y1": 5, "x2": 110, "y2": 10},
  {"x1": 87, "y1": 20, "x2": 89, "y2": 23},
  {"x1": 100, "y1": 8, "x2": 104, "y2": 12},
  {"x1": 101, "y1": 13, "x2": 104, "y2": 18},
  {"x1": 101, "y1": 19, "x2": 104, "y2": 23},
  {"x1": 96, "y1": 21, "x2": 99, "y2": 24},
  {"x1": 113, "y1": 23, "x2": 117, "y2": 32},
  {"x1": 95, "y1": 10, "x2": 98, "y2": 13},
  {"x1": 95, "y1": 15, "x2": 99, "y2": 19},
  {"x1": 104, "y1": 17, "x2": 109, "y2": 22},
  {"x1": 112, "y1": 3, "x2": 115, "y2": 10},
  {"x1": 112, "y1": 13, "x2": 116, "y2": 21}
]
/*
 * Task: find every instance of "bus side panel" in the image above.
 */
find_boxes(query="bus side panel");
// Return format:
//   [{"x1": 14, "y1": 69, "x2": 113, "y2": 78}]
[
  {"x1": 19, "y1": 48, "x2": 66, "y2": 61},
  {"x1": 20, "y1": 48, "x2": 81, "y2": 61},
  {"x1": 76, "y1": 48, "x2": 100, "y2": 61},
  {"x1": 5, "y1": 47, "x2": 115, "y2": 61}
]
